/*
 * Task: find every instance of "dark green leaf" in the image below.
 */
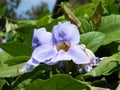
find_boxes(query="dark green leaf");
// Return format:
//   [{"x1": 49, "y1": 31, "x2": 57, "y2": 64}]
[
  {"x1": 0, "y1": 79, "x2": 5, "y2": 89},
  {"x1": 25, "y1": 74, "x2": 90, "y2": 90},
  {"x1": 109, "y1": 4, "x2": 119, "y2": 14},
  {"x1": 16, "y1": 20, "x2": 36, "y2": 45},
  {"x1": 0, "y1": 42, "x2": 32, "y2": 56},
  {"x1": 12, "y1": 64, "x2": 50, "y2": 88},
  {"x1": 16, "y1": 25, "x2": 34, "y2": 45},
  {"x1": 0, "y1": 6, "x2": 6, "y2": 18}
]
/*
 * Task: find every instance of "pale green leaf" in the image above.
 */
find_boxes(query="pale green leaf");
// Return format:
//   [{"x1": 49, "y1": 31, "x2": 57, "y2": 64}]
[
  {"x1": 0, "y1": 63, "x2": 25, "y2": 77},
  {"x1": 4, "y1": 56, "x2": 30, "y2": 66}
]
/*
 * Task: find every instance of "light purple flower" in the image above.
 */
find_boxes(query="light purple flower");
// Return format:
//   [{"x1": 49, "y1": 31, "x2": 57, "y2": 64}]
[
  {"x1": 20, "y1": 28, "x2": 53, "y2": 72},
  {"x1": 21, "y1": 21, "x2": 91, "y2": 72},
  {"x1": 33, "y1": 21, "x2": 90, "y2": 64},
  {"x1": 32, "y1": 28, "x2": 52, "y2": 49}
]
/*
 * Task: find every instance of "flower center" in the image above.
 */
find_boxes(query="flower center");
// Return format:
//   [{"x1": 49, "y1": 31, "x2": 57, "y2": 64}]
[{"x1": 56, "y1": 41, "x2": 70, "y2": 52}]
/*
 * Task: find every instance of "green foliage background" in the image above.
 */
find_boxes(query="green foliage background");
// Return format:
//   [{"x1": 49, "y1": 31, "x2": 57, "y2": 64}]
[{"x1": 0, "y1": 0, "x2": 120, "y2": 90}]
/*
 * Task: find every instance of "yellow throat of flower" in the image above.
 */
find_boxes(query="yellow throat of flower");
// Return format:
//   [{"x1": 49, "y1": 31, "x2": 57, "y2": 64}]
[{"x1": 56, "y1": 41, "x2": 71, "y2": 52}]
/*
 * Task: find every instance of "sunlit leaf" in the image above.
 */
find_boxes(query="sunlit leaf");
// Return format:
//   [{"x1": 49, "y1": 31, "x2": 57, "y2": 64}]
[
  {"x1": 17, "y1": 20, "x2": 36, "y2": 28},
  {"x1": 5, "y1": 20, "x2": 18, "y2": 33},
  {"x1": 0, "y1": 63, "x2": 25, "y2": 77},
  {"x1": 80, "y1": 31, "x2": 105, "y2": 52},
  {"x1": 4, "y1": 56, "x2": 30, "y2": 66},
  {"x1": 0, "y1": 51, "x2": 12, "y2": 64},
  {"x1": 0, "y1": 31, "x2": 5, "y2": 37},
  {"x1": 98, "y1": 15, "x2": 120, "y2": 45},
  {"x1": 37, "y1": 15, "x2": 51, "y2": 28},
  {"x1": 74, "y1": 3, "x2": 95, "y2": 18}
]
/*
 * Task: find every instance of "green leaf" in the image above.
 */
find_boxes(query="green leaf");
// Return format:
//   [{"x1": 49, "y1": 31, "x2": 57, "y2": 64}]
[
  {"x1": 0, "y1": 51, "x2": 12, "y2": 65},
  {"x1": 4, "y1": 56, "x2": 30, "y2": 66},
  {"x1": 80, "y1": 31, "x2": 105, "y2": 52},
  {"x1": 98, "y1": 15, "x2": 120, "y2": 45},
  {"x1": 0, "y1": 31, "x2": 5, "y2": 37},
  {"x1": 84, "y1": 52, "x2": 120, "y2": 77},
  {"x1": 0, "y1": 79, "x2": 5, "y2": 89},
  {"x1": 25, "y1": 74, "x2": 90, "y2": 90},
  {"x1": 16, "y1": 25, "x2": 34, "y2": 45},
  {"x1": 74, "y1": 3, "x2": 95, "y2": 18},
  {"x1": 104, "y1": 0, "x2": 114, "y2": 6},
  {"x1": 115, "y1": 53, "x2": 120, "y2": 79},
  {"x1": 0, "y1": 63, "x2": 25, "y2": 77},
  {"x1": 12, "y1": 64, "x2": 50, "y2": 88},
  {"x1": 37, "y1": 15, "x2": 51, "y2": 28},
  {"x1": 0, "y1": 42, "x2": 32, "y2": 57},
  {"x1": 92, "y1": 0, "x2": 100, "y2": 4},
  {"x1": 80, "y1": 18, "x2": 92, "y2": 32},
  {"x1": 38, "y1": 10, "x2": 50, "y2": 19},
  {"x1": 0, "y1": 6, "x2": 6, "y2": 18},
  {"x1": 16, "y1": 20, "x2": 36, "y2": 45},
  {"x1": 17, "y1": 20, "x2": 36, "y2": 28}
]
